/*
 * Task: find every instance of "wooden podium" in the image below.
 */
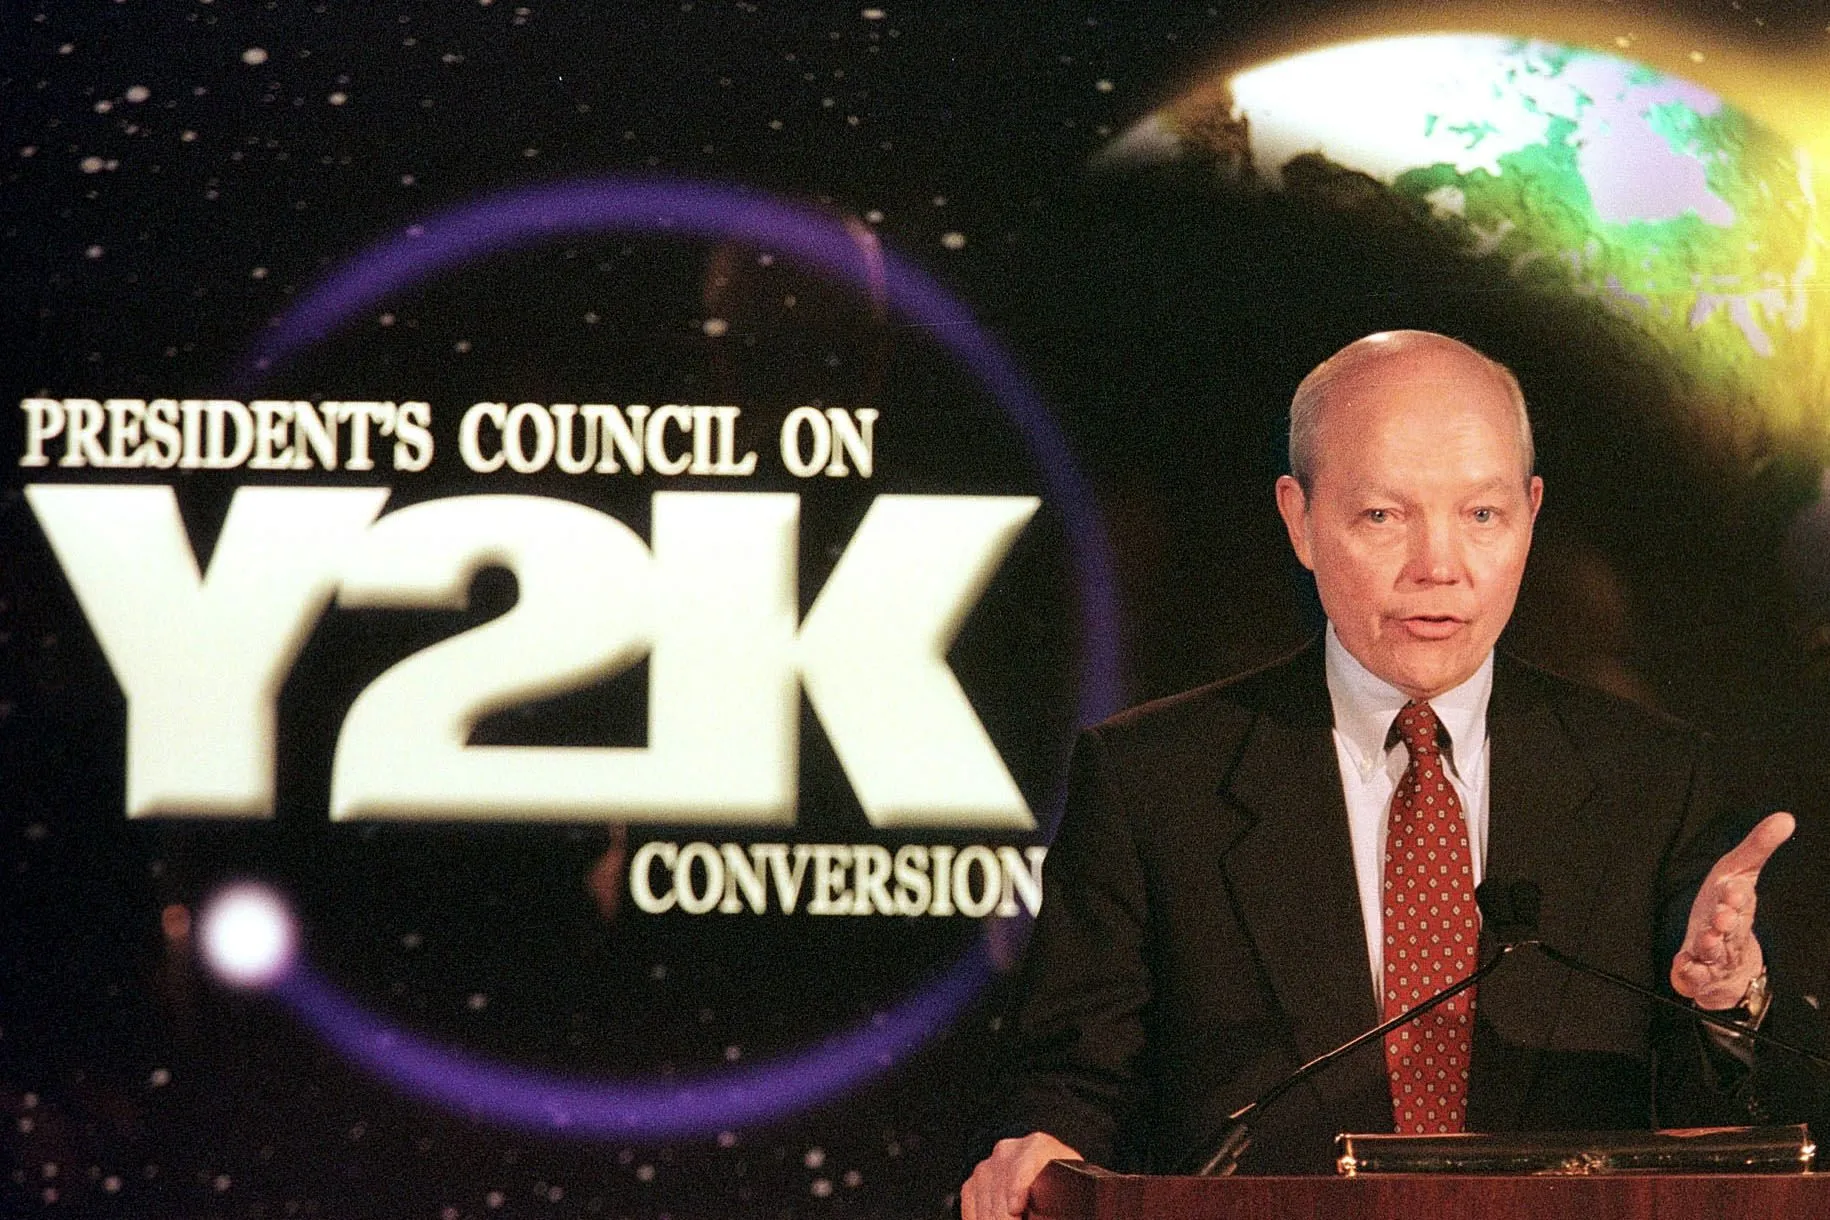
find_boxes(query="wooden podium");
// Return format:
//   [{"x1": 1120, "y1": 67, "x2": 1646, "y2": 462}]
[{"x1": 1026, "y1": 1160, "x2": 1830, "y2": 1220}]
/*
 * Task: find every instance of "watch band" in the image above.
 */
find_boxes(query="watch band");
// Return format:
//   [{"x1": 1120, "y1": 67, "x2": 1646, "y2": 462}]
[{"x1": 1737, "y1": 969, "x2": 1773, "y2": 1028}]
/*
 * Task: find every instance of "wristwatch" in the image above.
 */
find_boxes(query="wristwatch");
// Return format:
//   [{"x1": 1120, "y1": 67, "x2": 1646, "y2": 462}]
[{"x1": 1725, "y1": 969, "x2": 1772, "y2": 1030}]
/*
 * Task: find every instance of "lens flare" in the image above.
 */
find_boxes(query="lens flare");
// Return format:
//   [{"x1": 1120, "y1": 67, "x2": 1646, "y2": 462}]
[{"x1": 199, "y1": 883, "x2": 298, "y2": 989}]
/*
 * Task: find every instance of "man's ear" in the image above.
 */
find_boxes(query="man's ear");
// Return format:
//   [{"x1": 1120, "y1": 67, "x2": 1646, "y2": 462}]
[
  {"x1": 1527, "y1": 474, "x2": 1544, "y2": 523},
  {"x1": 1274, "y1": 475, "x2": 1316, "y2": 571}
]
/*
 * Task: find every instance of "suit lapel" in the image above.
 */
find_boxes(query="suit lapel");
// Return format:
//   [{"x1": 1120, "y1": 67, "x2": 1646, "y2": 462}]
[
  {"x1": 1471, "y1": 654, "x2": 1605, "y2": 1127},
  {"x1": 1218, "y1": 646, "x2": 1385, "y2": 1122}
]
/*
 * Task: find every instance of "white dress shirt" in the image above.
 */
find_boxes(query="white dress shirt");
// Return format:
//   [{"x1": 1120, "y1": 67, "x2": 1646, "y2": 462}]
[{"x1": 1323, "y1": 625, "x2": 1493, "y2": 1002}]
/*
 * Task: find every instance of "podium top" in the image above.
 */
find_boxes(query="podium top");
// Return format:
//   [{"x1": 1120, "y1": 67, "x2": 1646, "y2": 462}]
[{"x1": 1025, "y1": 1159, "x2": 1830, "y2": 1220}]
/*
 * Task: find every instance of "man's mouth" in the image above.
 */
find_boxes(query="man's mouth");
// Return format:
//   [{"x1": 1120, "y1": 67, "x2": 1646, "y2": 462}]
[{"x1": 1395, "y1": 614, "x2": 1467, "y2": 640}]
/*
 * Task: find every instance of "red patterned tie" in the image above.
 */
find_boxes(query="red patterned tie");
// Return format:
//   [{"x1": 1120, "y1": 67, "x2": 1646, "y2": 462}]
[{"x1": 1381, "y1": 701, "x2": 1479, "y2": 1134}]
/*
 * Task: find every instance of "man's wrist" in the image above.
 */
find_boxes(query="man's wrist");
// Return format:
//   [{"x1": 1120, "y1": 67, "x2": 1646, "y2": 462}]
[{"x1": 1705, "y1": 968, "x2": 1771, "y2": 1031}]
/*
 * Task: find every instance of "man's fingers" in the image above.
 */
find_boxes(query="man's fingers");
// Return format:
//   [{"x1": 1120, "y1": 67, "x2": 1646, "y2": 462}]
[
  {"x1": 1710, "y1": 894, "x2": 1752, "y2": 933},
  {"x1": 1710, "y1": 811, "x2": 1796, "y2": 878},
  {"x1": 961, "y1": 1132, "x2": 1081, "y2": 1220}
]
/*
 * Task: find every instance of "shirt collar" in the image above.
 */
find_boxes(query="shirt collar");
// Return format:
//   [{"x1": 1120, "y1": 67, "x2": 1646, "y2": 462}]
[{"x1": 1322, "y1": 623, "x2": 1493, "y2": 782}]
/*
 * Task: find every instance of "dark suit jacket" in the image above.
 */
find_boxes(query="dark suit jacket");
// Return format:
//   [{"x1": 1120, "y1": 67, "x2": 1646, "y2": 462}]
[{"x1": 1001, "y1": 640, "x2": 1811, "y2": 1174}]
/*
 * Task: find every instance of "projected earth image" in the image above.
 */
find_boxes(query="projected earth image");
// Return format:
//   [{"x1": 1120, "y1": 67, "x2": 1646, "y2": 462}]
[{"x1": 1104, "y1": 34, "x2": 1828, "y2": 455}]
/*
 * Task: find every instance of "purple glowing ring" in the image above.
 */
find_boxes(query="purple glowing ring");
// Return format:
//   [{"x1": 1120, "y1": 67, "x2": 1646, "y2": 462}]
[{"x1": 242, "y1": 175, "x2": 1121, "y2": 1138}]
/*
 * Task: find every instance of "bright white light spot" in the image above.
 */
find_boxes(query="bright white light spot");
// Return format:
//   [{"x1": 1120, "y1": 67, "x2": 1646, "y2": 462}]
[
  {"x1": 702, "y1": 317, "x2": 729, "y2": 337},
  {"x1": 125, "y1": 85, "x2": 150, "y2": 103},
  {"x1": 199, "y1": 884, "x2": 296, "y2": 988},
  {"x1": 940, "y1": 231, "x2": 966, "y2": 250},
  {"x1": 241, "y1": 48, "x2": 269, "y2": 66}
]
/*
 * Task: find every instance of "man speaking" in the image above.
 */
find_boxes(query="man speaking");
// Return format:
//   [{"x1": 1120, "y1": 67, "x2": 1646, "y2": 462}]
[{"x1": 962, "y1": 331, "x2": 1805, "y2": 1219}]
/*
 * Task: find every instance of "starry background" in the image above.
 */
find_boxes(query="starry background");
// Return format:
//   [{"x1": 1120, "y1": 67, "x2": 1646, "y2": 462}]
[{"x1": 7, "y1": 2, "x2": 1830, "y2": 1218}]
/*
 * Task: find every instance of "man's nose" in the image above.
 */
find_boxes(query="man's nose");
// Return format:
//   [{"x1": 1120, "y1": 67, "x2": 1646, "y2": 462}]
[{"x1": 1406, "y1": 518, "x2": 1463, "y2": 584}]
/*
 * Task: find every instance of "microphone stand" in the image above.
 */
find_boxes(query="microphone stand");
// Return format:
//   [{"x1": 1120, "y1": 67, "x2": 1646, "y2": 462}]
[
  {"x1": 1194, "y1": 936, "x2": 1830, "y2": 1177},
  {"x1": 1195, "y1": 940, "x2": 1527, "y2": 1176},
  {"x1": 1526, "y1": 941, "x2": 1830, "y2": 1071}
]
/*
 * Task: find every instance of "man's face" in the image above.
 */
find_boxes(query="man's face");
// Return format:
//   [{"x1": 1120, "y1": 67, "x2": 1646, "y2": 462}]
[{"x1": 1275, "y1": 344, "x2": 1543, "y2": 701}]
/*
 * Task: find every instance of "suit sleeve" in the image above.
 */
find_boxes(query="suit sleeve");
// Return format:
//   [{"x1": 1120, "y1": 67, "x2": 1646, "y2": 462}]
[{"x1": 996, "y1": 727, "x2": 1154, "y2": 1168}]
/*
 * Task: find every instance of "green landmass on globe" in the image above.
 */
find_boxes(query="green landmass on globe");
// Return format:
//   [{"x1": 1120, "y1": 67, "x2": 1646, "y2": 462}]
[{"x1": 1104, "y1": 34, "x2": 1829, "y2": 462}]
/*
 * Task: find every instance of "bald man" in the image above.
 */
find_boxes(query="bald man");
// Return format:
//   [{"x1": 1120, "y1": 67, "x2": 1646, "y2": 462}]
[{"x1": 961, "y1": 332, "x2": 1805, "y2": 1220}]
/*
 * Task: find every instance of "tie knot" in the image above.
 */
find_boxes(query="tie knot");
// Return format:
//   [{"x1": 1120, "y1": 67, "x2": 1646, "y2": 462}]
[{"x1": 1394, "y1": 701, "x2": 1443, "y2": 759}]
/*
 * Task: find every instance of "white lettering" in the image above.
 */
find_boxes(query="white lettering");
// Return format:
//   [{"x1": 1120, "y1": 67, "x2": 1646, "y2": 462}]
[
  {"x1": 621, "y1": 841, "x2": 1045, "y2": 916},
  {"x1": 61, "y1": 398, "x2": 107, "y2": 467},
  {"x1": 39, "y1": 487, "x2": 1038, "y2": 830},
  {"x1": 142, "y1": 399, "x2": 180, "y2": 469},
  {"x1": 25, "y1": 485, "x2": 390, "y2": 816},
  {"x1": 799, "y1": 496, "x2": 1040, "y2": 828},
  {"x1": 779, "y1": 405, "x2": 830, "y2": 477},
  {"x1": 20, "y1": 398, "x2": 65, "y2": 467},
  {"x1": 953, "y1": 845, "x2": 1000, "y2": 918},
  {"x1": 330, "y1": 493, "x2": 801, "y2": 822},
  {"x1": 459, "y1": 402, "x2": 506, "y2": 472},
  {"x1": 645, "y1": 404, "x2": 693, "y2": 476},
  {"x1": 894, "y1": 844, "x2": 932, "y2": 915},
  {"x1": 675, "y1": 842, "x2": 723, "y2": 914},
  {"x1": 850, "y1": 843, "x2": 895, "y2": 915},
  {"x1": 761, "y1": 843, "x2": 812, "y2": 914},
  {"x1": 997, "y1": 845, "x2": 1047, "y2": 917},
  {"x1": 807, "y1": 844, "x2": 853, "y2": 915},
  {"x1": 503, "y1": 402, "x2": 555, "y2": 473},
  {"x1": 248, "y1": 401, "x2": 295, "y2": 470},
  {"x1": 719, "y1": 843, "x2": 769, "y2": 914},
  {"x1": 202, "y1": 399, "x2": 255, "y2": 469},
  {"x1": 591, "y1": 403, "x2": 647, "y2": 474},
  {"x1": 929, "y1": 845, "x2": 956, "y2": 916},
  {"x1": 104, "y1": 399, "x2": 147, "y2": 468},
  {"x1": 824, "y1": 407, "x2": 876, "y2": 477},
  {"x1": 392, "y1": 402, "x2": 433, "y2": 471},
  {"x1": 629, "y1": 841, "x2": 678, "y2": 913}
]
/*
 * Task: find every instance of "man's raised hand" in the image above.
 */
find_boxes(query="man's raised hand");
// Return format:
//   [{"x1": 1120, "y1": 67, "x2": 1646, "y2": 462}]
[{"x1": 1670, "y1": 811, "x2": 1795, "y2": 1009}]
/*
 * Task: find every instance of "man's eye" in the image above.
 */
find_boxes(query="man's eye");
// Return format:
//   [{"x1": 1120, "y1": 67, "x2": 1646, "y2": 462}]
[
  {"x1": 1472, "y1": 507, "x2": 1495, "y2": 524},
  {"x1": 1365, "y1": 509, "x2": 1389, "y2": 524}
]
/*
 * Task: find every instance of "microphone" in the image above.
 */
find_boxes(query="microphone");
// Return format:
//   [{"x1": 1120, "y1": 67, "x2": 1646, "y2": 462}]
[
  {"x1": 1474, "y1": 878, "x2": 1830, "y2": 1071},
  {"x1": 1192, "y1": 932, "x2": 1528, "y2": 1175},
  {"x1": 1471, "y1": 877, "x2": 1540, "y2": 945}
]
